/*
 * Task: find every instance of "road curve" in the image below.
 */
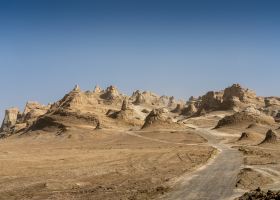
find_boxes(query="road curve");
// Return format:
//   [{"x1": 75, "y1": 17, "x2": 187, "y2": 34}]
[{"x1": 162, "y1": 128, "x2": 244, "y2": 200}]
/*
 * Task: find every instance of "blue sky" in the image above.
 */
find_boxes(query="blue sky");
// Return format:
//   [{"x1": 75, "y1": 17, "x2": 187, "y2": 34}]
[{"x1": 1, "y1": 0, "x2": 280, "y2": 120}]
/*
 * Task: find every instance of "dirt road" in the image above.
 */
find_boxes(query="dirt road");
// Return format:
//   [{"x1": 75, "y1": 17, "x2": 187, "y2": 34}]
[{"x1": 162, "y1": 128, "x2": 244, "y2": 200}]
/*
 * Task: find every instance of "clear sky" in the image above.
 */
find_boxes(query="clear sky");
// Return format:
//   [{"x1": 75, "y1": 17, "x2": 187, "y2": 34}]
[{"x1": 1, "y1": 0, "x2": 280, "y2": 121}]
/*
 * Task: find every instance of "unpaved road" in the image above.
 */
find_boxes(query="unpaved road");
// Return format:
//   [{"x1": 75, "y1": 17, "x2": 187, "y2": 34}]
[{"x1": 162, "y1": 128, "x2": 244, "y2": 200}]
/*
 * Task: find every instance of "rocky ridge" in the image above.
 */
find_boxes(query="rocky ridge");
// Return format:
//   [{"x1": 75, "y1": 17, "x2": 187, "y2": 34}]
[{"x1": 1, "y1": 83, "x2": 278, "y2": 137}]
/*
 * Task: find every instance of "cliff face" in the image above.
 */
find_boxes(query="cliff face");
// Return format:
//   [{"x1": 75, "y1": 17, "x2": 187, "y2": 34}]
[
  {"x1": 22, "y1": 101, "x2": 50, "y2": 125},
  {"x1": 0, "y1": 107, "x2": 20, "y2": 133},
  {"x1": 222, "y1": 84, "x2": 262, "y2": 110},
  {"x1": 199, "y1": 91, "x2": 224, "y2": 111},
  {"x1": 0, "y1": 101, "x2": 50, "y2": 136}
]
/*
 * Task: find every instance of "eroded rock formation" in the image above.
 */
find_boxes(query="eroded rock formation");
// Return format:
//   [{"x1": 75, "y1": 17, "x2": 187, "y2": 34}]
[
  {"x1": 215, "y1": 106, "x2": 275, "y2": 128},
  {"x1": 0, "y1": 107, "x2": 20, "y2": 134},
  {"x1": 259, "y1": 129, "x2": 278, "y2": 145},
  {"x1": 100, "y1": 85, "x2": 120, "y2": 100}
]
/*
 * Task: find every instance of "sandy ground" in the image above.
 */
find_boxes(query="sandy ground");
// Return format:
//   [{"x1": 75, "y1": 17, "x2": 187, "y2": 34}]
[
  {"x1": 215, "y1": 122, "x2": 280, "y2": 196},
  {"x1": 163, "y1": 112, "x2": 280, "y2": 200},
  {"x1": 0, "y1": 127, "x2": 214, "y2": 200},
  {"x1": 161, "y1": 128, "x2": 244, "y2": 200},
  {"x1": 1, "y1": 110, "x2": 279, "y2": 200}
]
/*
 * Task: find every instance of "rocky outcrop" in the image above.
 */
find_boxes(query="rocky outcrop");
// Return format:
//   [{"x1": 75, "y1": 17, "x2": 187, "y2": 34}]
[
  {"x1": 181, "y1": 103, "x2": 198, "y2": 116},
  {"x1": 94, "y1": 85, "x2": 102, "y2": 93},
  {"x1": 172, "y1": 104, "x2": 184, "y2": 113},
  {"x1": 1, "y1": 83, "x2": 279, "y2": 137},
  {"x1": 0, "y1": 107, "x2": 20, "y2": 133},
  {"x1": 167, "y1": 96, "x2": 177, "y2": 107},
  {"x1": 194, "y1": 84, "x2": 264, "y2": 113},
  {"x1": 73, "y1": 84, "x2": 81, "y2": 92},
  {"x1": 100, "y1": 85, "x2": 120, "y2": 100},
  {"x1": 261, "y1": 97, "x2": 280, "y2": 119},
  {"x1": 50, "y1": 85, "x2": 98, "y2": 111},
  {"x1": 131, "y1": 90, "x2": 179, "y2": 108},
  {"x1": 238, "y1": 132, "x2": 250, "y2": 141},
  {"x1": 142, "y1": 108, "x2": 182, "y2": 130},
  {"x1": 121, "y1": 98, "x2": 129, "y2": 111},
  {"x1": 22, "y1": 101, "x2": 50, "y2": 124},
  {"x1": 188, "y1": 96, "x2": 197, "y2": 102},
  {"x1": 223, "y1": 84, "x2": 255, "y2": 102},
  {"x1": 142, "y1": 109, "x2": 169, "y2": 129},
  {"x1": 259, "y1": 130, "x2": 278, "y2": 145},
  {"x1": 275, "y1": 111, "x2": 280, "y2": 122},
  {"x1": 238, "y1": 188, "x2": 280, "y2": 200},
  {"x1": 264, "y1": 97, "x2": 280, "y2": 107},
  {"x1": 236, "y1": 168, "x2": 273, "y2": 190},
  {"x1": 215, "y1": 106, "x2": 275, "y2": 128},
  {"x1": 108, "y1": 99, "x2": 144, "y2": 126},
  {"x1": 131, "y1": 90, "x2": 142, "y2": 104},
  {"x1": 28, "y1": 115, "x2": 67, "y2": 133},
  {"x1": 199, "y1": 91, "x2": 224, "y2": 111},
  {"x1": 0, "y1": 101, "x2": 51, "y2": 136},
  {"x1": 222, "y1": 84, "x2": 260, "y2": 110},
  {"x1": 131, "y1": 90, "x2": 159, "y2": 105}
]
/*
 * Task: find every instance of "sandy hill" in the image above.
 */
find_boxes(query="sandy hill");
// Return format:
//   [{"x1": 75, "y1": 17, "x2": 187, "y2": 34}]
[
  {"x1": 141, "y1": 108, "x2": 184, "y2": 130},
  {"x1": 235, "y1": 132, "x2": 264, "y2": 145},
  {"x1": 215, "y1": 106, "x2": 275, "y2": 129},
  {"x1": 259, "y1": 129, "x2": 279, "y2": 145},
  {"x1": 107, "y1": 98, "x2": 145, "y2": 126}
]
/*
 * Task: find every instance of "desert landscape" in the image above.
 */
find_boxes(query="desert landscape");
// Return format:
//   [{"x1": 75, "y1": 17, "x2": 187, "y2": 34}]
[
  {"x1": 1, "y1": 83, "x2": 280, "y2": 200},
  {"x1": 2, "y1": 0, "x2": 279, "y2": 199}
]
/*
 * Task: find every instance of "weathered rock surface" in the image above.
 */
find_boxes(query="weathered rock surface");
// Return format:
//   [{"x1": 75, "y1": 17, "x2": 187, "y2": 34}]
[
  {"x1": 0, "y1": 107, "x2": 20, "y2": 134},
  {"x1": 50, "y1": 85, "x2": 98, "y2": 111},
  {"x1": 100, "y1": 85, "x2": 120, "y2": 100},
  {"x1": 215, "y1": 106, "x2": 275, "y2": 128},
  {"x1": 131, "y1": 90, "x2": 179, "y2": 109},
  {"x1": 22, "y1": 101, "x2": 50, "y2": 124},
  {"x1": 238, "y1": 188, "x2": 280, "y2": 200},
  {"x1": 199, "y1": 91, "x2": 224, "y2": 111},
  {"x1": 265, "y1": 97, "x2": 280, "y2": 107},
  {"x1": 172, "y1": 104, "x2": 184, "y2": 113},
  {"x1": 236, "y1": 168, "x2": 273, "y2": 190},
  {"x1": 239, "y1": 132, "x2": 250, "y2": 141},
  {"x1": 222, "y1": 84, "x2": 257, "y2": 109},
  {"x1": 142, "y1": 108, "x2": 182, "y2": 130},
  {"x1": 142, "y1": 109, "x2": 169, "y2": 129},
  {"x1": 194, "y1": 84, "x2": 265, "y2": 114},
  {"x1": 1, "y1": 101, "x2": 51, "y2": 136},
  {"x1": 93, "y1": 85, "x2": 102, "y2": 93},
  {"x1": 259, "y1": 129, "x2": 278, "y2": 145},
  {"x1": 261, "y1": 97, "x2": 280, "y2": 119},
  {"x1": 181, "y1": 103, "x2": 198, "y2": 116},
  {"x1": 73, "y1": 84, "x2": 81, "y2": 92},
  {"x1": 131, "y1": 90, "x2": 145, "y2": 105},
  {"x1": 107, "y1": 99, "x2": 144, "y2": 126},
  {"x1": 121, "y1": 98, "x2": 129, "y2": 111}
]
